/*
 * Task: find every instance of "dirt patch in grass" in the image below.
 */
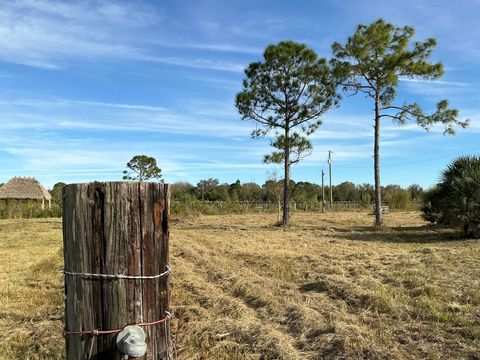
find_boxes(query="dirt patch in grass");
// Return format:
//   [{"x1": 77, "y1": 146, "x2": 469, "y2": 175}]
[{"x1": 0, "y1": 212, "x2": 479, "y2": 359}]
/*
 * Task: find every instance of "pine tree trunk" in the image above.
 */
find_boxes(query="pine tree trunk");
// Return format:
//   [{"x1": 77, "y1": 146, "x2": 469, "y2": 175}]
[
  {"x1": 283, "y1": 129, "x2": 290, "y2": 226},
  {"x1": 374, "y1": 94, "x2": 382, "y2": 227},
  {"x1": 283, "y1": 159, "x2": 290, "y2": 226}
]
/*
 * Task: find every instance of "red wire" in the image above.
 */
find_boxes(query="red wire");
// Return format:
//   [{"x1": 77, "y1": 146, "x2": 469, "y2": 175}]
[{"x1": 63, "y1": 312, "x2": 173, "y2": 336}]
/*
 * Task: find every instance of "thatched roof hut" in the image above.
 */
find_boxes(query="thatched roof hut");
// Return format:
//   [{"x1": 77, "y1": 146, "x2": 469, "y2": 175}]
[{"x1": 0, "y1": 177, "x2": 51, "y2": 209}]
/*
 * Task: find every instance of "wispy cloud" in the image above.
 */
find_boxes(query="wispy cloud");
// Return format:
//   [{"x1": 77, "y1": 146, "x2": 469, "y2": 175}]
[
  {"x1": 399, "y1": 76, "x2": 473, "y2": 98},
  {"x1": 0, "y1": 122, "x2": 271, "y2": 186},
  {"x1": 149, "y1": 40, "x2": 262, "y2": 55},
  {"x1": 399, "y1": 77, "x2": 469, "y2": 87},
  {"x1": 11, "y1": 0, "x2": 160, "y2": 25},
  {"x1": 188, "y1": 75, "x2": 242, "y2": 90},
  {"x1": 0, "y1": 95, "x2": 251, "y2": 137},
  {"x1": 0, "y1": 98, "x2": 168, "y2": 112},
  {"x1": 0, "y1": 1, "x2": 247, "y2": 71},
  {"x1": 0, "y1": 2, "x2": 144, "y2": 68},
  {"x1": 141, "y1": 56, "x2": 244, "y2": 73}
]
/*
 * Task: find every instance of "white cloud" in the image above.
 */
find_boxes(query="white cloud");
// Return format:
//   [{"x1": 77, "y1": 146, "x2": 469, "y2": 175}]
[
  {"x1": 0, "y1": 1, "x2": 247, "y2": 71},
  {"x1": 0, "y1": 98, "x2": 168, "y2": 112},
  {"x1": 10, "y1": 0, "x2": 160, "y2": 26},
  {"x1": 399, "y1": 77, "x2": 469, "y2": 87},
  {"x1": 0, "y1": 2, "x2": 141, "y2": 68},
  {"x1": 400, "y1": 77, "x2": 473, "y2": 98},
  {"x1": 0, "y1": 95, "x2": 252, "y2": 137},
  {"x1": 141, "y1": 56, "x2": 244, "y2": 73},
  {"x1": 148, "y1": 40, "x2": 262, "y2": 55}
]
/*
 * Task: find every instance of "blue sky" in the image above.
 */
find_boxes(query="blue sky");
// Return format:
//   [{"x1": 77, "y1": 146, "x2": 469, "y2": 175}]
[{"x1": 0, "y1": 0, "x2": 479, "y2": 189}]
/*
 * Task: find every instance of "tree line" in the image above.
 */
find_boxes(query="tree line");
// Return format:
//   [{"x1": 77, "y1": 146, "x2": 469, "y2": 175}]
[
  {"x1": 15, "y1": 178, "x2": 420, "y2": 212},
  {"x1": 168, "y1": 178, "x2": 423, "y2": 209}
]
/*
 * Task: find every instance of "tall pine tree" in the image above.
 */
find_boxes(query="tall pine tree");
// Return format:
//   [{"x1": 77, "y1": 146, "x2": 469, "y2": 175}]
[
  {"x1": 331, "y1": 19, "x2": 468, "y2": 226},
  {"x1": 236, "y1": 41, "x2": 338, "y2": 225}
]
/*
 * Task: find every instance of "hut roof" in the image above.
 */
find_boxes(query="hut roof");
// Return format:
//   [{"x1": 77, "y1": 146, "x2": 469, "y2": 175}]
[{"x1": 0, "y1": 177, "x2": 52, "y2": 200}]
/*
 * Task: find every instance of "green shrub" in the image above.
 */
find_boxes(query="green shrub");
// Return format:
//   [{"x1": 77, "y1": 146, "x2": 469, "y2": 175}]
[
  {"x1": 422, "y1": 155, "x2": 480, "y2": 238},
  {"x1": 0, "y1": 200, "x2": 61, "y2": 219},
  {"x1": 383, "y1": 187, "x2": 411, "y2": 210}
]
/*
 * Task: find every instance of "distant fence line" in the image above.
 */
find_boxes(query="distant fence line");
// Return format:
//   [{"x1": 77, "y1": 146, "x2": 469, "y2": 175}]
[
  {"x1": 173, "y1": 200, "x2": 316, "y2": 211},
  {"x1": 171, "y1": 200, "x2": 421, "y2": 212}
]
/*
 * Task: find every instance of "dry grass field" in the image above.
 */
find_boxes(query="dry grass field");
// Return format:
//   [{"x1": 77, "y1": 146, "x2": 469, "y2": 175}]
[{"x1": 0, "y1": 211, "x2": 479, "y2": 359}]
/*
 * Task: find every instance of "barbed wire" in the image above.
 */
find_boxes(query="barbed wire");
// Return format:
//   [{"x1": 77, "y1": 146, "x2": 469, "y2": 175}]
[{"x1": 62, "y1": 265, "x2": 170, "y2": 280}]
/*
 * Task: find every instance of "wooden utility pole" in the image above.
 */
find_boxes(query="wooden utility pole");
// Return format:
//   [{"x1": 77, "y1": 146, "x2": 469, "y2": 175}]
[
  {"x1": 321, "y1": 169, "x2": 325, "y2": 213},
  {"x1": 328, "y1": 150, "x2": 333, "y2": 207},
  {"x1": 62, "y1": 182, "x2": 172, "y2": 360}
]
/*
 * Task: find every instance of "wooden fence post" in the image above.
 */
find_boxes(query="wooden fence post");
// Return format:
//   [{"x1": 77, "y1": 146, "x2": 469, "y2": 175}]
[{"x1": 62, "y1": 182, "x2": 172, "y2": 359}]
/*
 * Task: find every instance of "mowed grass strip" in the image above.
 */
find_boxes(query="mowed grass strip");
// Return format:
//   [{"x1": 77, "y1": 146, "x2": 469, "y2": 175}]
[{"x1": 0, "y1": 212, "x2": 479, "y2": 359}]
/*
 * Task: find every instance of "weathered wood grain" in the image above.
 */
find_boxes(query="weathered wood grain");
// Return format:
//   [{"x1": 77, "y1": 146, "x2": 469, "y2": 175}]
[{"x1": 63, "y1": 182, "x2": 171, "y2": 359}]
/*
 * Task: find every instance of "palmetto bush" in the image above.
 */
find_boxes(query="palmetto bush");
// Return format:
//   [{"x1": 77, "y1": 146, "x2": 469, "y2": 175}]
[{"x1": 422, "y1": 155, "x2": 480, "y2": 238}]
